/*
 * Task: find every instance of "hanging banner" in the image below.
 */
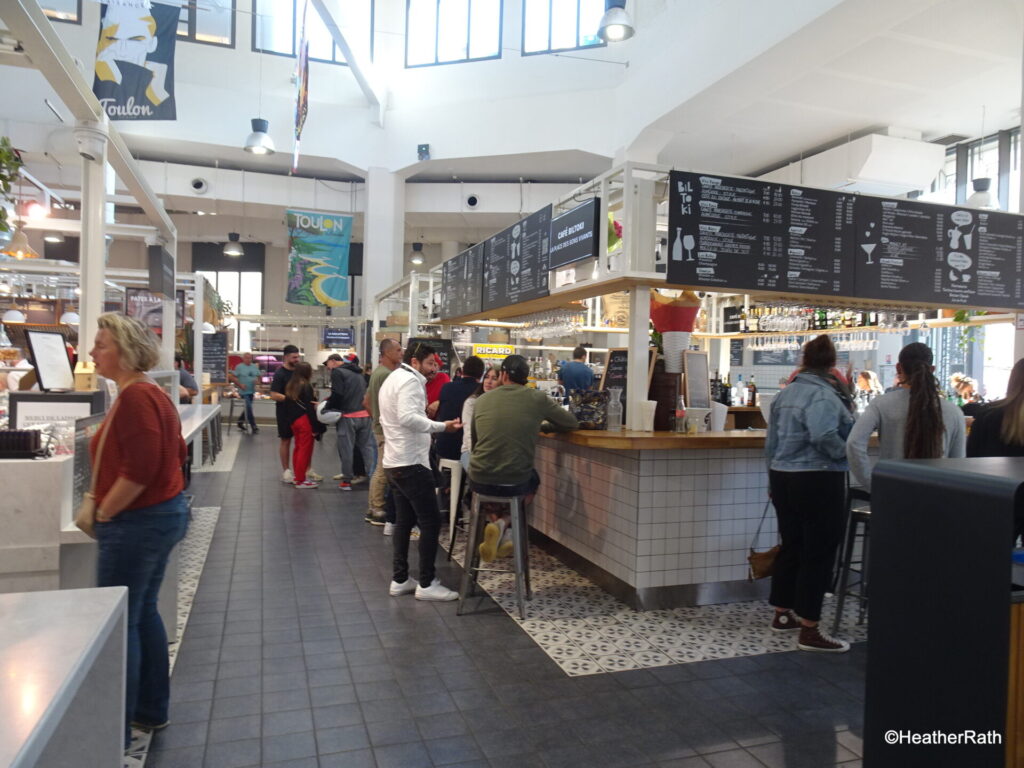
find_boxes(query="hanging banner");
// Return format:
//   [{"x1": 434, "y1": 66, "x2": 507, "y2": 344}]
[
  {"x1": 292, "y1": 0, "x2": 311, "y2": 172},
  {"x1": 93, "y1": 1, "x2": 178, "y2": 120},
  {"x1": 285, "y1": 210, "x2": 352, "y2": 307}
]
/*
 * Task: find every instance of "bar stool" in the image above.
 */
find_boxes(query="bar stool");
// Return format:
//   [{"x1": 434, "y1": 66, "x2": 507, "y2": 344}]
[
  {"x1": 457, "y1": 481, "x2": 532, "y2": 620},
  {"x1": 438, "y1": 458, "x2": 464, "y2": 559},
  {"x1": 832, "y1": 486, "x2": 871, "y2": 636}
]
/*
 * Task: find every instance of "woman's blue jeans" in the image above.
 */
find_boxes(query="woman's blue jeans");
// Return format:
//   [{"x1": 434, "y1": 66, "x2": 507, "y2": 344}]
[{"x1": 96, "y1": 493, "x2": 189, "y2": 745}]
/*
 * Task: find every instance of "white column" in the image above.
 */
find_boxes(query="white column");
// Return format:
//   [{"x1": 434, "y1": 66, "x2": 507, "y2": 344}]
[
  {"x1": 626, "y1": 285, "x2": 651, "y2": 430},
  {"x1": 75, "y1": 119, "x2": 108, "y2": 363},
  {"x1": 363, "y1": 167, "x2": 404, "y2": 324},
  {"x1": 193, "y1": 277, "x2": 204, "y2": 392},
  {"x1": 441, "y1": 240, "x2": 460, "y2": 262}
]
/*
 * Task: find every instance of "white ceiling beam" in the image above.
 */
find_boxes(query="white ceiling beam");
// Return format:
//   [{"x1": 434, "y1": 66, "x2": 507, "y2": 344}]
[
  {"x1": 1, "y1": 0, "x2": 176, "y2": 241},
  {"x1": 309, "y1": 0, "x2": 387, "y2": 127}
]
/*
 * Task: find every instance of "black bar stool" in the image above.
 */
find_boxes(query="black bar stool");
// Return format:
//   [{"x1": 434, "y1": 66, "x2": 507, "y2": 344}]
[
  {"x1": 457, "y1": 480, "x2": 532, "y2": 620},
  {"x1": 832, "y1": 486, "x2": 871, "y2": 636}
]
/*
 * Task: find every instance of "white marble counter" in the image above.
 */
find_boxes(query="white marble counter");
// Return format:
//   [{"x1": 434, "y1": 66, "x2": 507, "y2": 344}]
[
  {"x1": 0, "y1": 587, "x2": 126, "y2": 768},
  {"x1": 178, "y1": 403, "x2": 220, "y2": 443}
]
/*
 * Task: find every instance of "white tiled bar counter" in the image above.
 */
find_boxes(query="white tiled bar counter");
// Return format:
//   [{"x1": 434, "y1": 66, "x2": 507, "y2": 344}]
[{"x1": 533, "y1": 431, "x2": 775, "y2": 609}]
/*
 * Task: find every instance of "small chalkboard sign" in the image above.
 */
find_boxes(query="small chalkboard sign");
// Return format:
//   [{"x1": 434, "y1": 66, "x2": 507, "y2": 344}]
[
  {"x1": 408, "y1": 337, "x2": 459, "y2": 376},
  {"x1": 683, "y1": 351, "x2": 711, "y2": 409},
  {"x1": 598, "y1": 347, "x2": 657, "y2": 424},
  {"x1": 72, "y1": 413, "x2": 105, "y2": 514},
  {"x1": 729, "y1": 339, "x2": 743, "y2": 367},
  {"x1": 203, "y1": 331, "x2": 228, "y2": 384}
]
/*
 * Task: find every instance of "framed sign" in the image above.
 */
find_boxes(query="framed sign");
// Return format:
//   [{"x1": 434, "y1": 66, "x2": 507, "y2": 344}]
[
  {"x1": 26, "y1": 330, "x2": 74, "y2": 391},
  {"x1": 683, "y1": 351, "x2": 711, "y2": 409}
]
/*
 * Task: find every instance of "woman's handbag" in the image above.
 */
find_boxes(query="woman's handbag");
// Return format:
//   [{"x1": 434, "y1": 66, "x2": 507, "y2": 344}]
[
  {"x1": 747, "y1": 499, "x2": 780, "y2": 581},
  {"x1": 75, "y1": 395, "x2": 122, "y2": 538}
]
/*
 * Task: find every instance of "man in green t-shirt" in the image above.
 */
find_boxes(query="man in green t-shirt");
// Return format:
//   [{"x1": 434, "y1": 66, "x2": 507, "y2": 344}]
[
  {"x1": 470, "y1": 355, "x2": 578, "y2": 560},
  {"x1": 364, "y1": 338, "x2": 403, "y2": 528},
  {"x1": 229, "y1": 352, "x2": 261, "y2": 433}
]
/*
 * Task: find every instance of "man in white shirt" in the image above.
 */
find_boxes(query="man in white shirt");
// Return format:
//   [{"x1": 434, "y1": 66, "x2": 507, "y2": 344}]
[{"x1": 379, "y1": 342, "x2": 461, "y2": 601}]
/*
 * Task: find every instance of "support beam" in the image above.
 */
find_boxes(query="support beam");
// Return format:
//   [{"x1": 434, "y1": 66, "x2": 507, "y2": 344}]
[
  {"x1": 626, "y1": 285, "x2": 651, "y2": 430},
  {"x1": 77, "y1": 121, "x2": 107, "y2": 364},
  {"x1": 309, "y1": 0, "x2": 387, "y2": 126},
  {"x1": 1, "y1": 0, "x2": 176, "y2": 241}
]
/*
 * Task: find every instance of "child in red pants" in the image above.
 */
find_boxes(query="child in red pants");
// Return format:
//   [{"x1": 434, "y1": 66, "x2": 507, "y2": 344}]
[{"x1": 282, "y1": 361, "x2": 319, "y2": 488}]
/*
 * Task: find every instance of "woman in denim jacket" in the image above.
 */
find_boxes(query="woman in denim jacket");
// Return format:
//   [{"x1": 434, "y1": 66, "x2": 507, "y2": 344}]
[{"x1": 765, "y1": 335, "x2": 854, "y2": 653}]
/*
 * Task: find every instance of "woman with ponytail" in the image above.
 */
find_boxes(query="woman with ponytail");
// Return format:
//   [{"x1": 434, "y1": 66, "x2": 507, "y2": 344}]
[
  {"x1": 966, "y1": 358, "x2": 1024, "y2": 544},
  {"x1": 847, "y1": 342, "x2": 966, "y2": 491}
]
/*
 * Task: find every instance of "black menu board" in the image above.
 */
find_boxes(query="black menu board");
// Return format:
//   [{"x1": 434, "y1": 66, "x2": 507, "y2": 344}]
[
  {"x1": 440, "y1": 242, "x2": 484, "y2": 319},
  {"x1": 203, "y1": 331, "x2": 228, "y2": 383},
  {"x1": 853, "y1": 198, "x2": 1024, "y2": 308},
  {"x1": 667, "y1": 171, "x2": 854, "y2": 297},
  {"x1": 729, "y1": 339, "x2": 743, "y2": 366},
  {"x1": 598, "y1": 348, "x2": 656, "y2": 424},
  {"x1": 550, "y1": 198, "x2": 601, "y2": 269},
  {"x1": 482, "y1": 207, "x2": 553, "y2": 312}
]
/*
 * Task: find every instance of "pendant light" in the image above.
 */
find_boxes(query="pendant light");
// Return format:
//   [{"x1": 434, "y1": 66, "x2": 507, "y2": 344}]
[
  {"x1": 224, "y1": 232, "x2": 244, "y2": 256},
  {"x1": 1, "y1": 222, "x2": 39, "y2": 260},
  {"x1": 965, "y1": 177, "x2": 998, "y2": 210},
  {"x1": 410, "y1": 242, "x2": 424, "y2": 265},
  {"x1": 245, "y1": 25, "x2": 275, "y2": 155},
  {"x1": 598, "y1": 0, "x2": 635, "y2": 42}
]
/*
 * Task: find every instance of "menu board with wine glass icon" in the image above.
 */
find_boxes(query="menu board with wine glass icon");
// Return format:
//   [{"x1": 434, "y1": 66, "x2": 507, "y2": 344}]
[
  {"x1": 440, "y1": 242, "x2": 484, "y2": 319},
  {"x1": 852, "y1": 197, "x2": 1024, "y2": 308},
  {"x1": 667, "y1": 171, "x2": 856, "y2": 297}
]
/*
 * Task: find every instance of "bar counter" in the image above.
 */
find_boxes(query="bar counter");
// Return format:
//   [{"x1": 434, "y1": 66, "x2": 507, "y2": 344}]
[{"x1": 533, "y1": 429, "x2": 774, "y2": 609}]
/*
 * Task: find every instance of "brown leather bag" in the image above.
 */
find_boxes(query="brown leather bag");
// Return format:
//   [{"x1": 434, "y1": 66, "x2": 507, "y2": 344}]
[{"x1": 747, "y1": 500, "x2": 779, "y2": 581}]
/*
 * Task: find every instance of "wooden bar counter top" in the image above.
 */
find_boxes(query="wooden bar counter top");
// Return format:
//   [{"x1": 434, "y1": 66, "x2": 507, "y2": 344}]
[{"x1": 542, "y1": 429, "x2": 766, "y2": 450}]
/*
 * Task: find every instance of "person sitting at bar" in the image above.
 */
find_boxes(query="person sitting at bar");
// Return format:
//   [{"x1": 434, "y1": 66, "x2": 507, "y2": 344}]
[
  {"x1": 469, "y1": 355, "x2": 578, "y2": 562},
  {"x1": 966, "y1": 357, "x2": 1024, "y2": 546},
  {"x1": 765, "y1": 334, "x2": 854, "y2": 653},
  {"x1": 461, "y1": 365, "x2": 500, "y2": 472},
  {"x1": 436, "y1": 355, "x2": 485, "y2": 462},
  {"x1": 558, "y1": 346, "x2": 593, "y2": 392},
  {"x1": 847, "y1": 342, "x2": 966, "y2": 493}
]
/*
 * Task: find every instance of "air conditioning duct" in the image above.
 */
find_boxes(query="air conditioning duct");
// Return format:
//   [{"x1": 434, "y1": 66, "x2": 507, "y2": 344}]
[{"x1": 758, "y1": 133, "x2": 946, "y2": 196}]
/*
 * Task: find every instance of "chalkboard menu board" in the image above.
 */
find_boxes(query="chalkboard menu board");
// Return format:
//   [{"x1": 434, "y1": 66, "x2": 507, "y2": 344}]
[
  {"x1": 550, "y1": 198, "x2": 601, "y2": 269},
  {"x1": 323, "y1": 327, "x2": 354, "y2": 346},
  {"x1": 852, "y1": 198, "x2": 1024, "y2": 308},
  {"x1": 667, "y1": 171, "x2": 855, "y2": 297},
  {"x1": 598, "y1": 348, "x2": 656, "y2": 424},
  {"x1": 752, "y1": 347, "x2": 849, "y2": 366},
  {"x1": 440, "y1": 242, "x2": 484, "y2": 319},
  {"x1": 72, "y1": 413, "x2": 104, "y2": 515},
  {"x1": 722, "y1": 306, "x2": 743, "y2": 334},
  {"x1": 203, "y1": 331, "x2": 228, "y2": 383},
  {"x1": 729, "y1": 339, "x2": 743, "y2": 366},
  {"x1": 481, "y1": 206, "x2": 553, "y2": 312}
]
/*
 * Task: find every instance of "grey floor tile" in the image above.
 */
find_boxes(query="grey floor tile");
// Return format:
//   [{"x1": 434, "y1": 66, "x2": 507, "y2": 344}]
[
  {"x1": 425, "y1": 734, "x2": 485, "y2": 766},
  {"x1": 208, "y1": 714, "x2": 262, "y2": 744},
  {"x1": 373, "y1": 741, "x2": 433, "y2": 768},
  {"x1": 144, "y1": 745, "x2": 206, "y2": 768},
  {"x1": 315, "y1": 724, "x2": 371, "y2": 754},
  {"x1": 262, "y1": 708, "x2": 314, "y2": 737},
  {"x1": 317, "y1": 748, "x2": 377, "y2": 768},
  {"x1": 309, "y1": 684, "x2": 357, "y2": 708},
  {"x1": 262, "y1": 688, "x2": 311, "y2": 713},
  {"x1": 151, "y1": 720, "x2": 209, "y2": 751},
  {"x1": 366, "y1": 717, "x2": 420, "y2": 747},
  {"x1": 261, "y1": 730, "x2": 317, "y2": 763},
  {"x1": 203, "y1": 737, "x2": 261, "y2": 768}
]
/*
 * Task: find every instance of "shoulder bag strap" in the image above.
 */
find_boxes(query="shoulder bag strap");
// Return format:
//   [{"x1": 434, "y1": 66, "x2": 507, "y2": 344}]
[{"x1": 750, "y1": 498, "x2": 773, "y2": 550}]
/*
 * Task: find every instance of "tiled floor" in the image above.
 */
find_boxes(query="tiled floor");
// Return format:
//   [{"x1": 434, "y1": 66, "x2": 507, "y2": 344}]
[{"x1": 147, "y1": 432, "x2": 866, "y2": 768}]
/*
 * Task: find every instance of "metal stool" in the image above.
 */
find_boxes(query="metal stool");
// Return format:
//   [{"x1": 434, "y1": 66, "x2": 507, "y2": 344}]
[
  {"x1": 832, "y1": 487, "x2": 871, "y2": 635},
  {"x1": 457, "y1": 482, "x2": 532, "y2": 620},
  {"x1": 438, "y1": 458, "x2": 464, "y2": 560}
]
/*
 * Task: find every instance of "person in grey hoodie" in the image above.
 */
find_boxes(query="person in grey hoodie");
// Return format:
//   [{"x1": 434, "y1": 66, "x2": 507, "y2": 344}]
[
  {"x1": 325, "y1": 353, "x2": 375, "y2": 491},
  {"x1": 765, "y1": 334, "x2": 854, "y2": 653},
  {"x1": 847, "y1": 342, "x2": 966, "y2": 492}
]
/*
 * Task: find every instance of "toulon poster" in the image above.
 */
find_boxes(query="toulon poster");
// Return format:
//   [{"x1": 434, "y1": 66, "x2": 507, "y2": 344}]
[{"x1": 285, "y1": 210, "x2": 352, "y2": 308}]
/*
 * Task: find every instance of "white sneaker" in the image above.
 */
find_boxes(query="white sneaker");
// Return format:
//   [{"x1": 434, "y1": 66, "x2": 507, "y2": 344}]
[
  {"x1": 281, "y1": 469, "x2": 294, "y2": 483},
  {"x1": 383, "y1": 522, "x2": 395, "y2": 536},
  {"x1": 389, "y1": 578, "x2": 416, "y2": 596},
  {"x1": 352, "y1": 475, "x2": 368, "y2": 485},
  {"x1": 307, "y1": 470, "x2": 323, "y2": 482},
  {"x1": 415, "y1": 579, "x2": 458, "y2": 602},
  {"x1": 333, "y1": 473, "x2": 345, "y2": 481}
]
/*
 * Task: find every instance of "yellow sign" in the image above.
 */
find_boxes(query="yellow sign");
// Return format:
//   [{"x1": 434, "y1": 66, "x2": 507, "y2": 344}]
[{"x1": 472, "y1": 343, "x2": 515, "y2": 360}]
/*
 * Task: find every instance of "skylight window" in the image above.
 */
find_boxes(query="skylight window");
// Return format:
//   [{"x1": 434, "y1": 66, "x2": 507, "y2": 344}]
[
  {"x1": 406, "y1": 0, "x2": 502, "y2": 68},
  {"x1": 522, "y1": 0, "x2": 604, "y2": 55}
]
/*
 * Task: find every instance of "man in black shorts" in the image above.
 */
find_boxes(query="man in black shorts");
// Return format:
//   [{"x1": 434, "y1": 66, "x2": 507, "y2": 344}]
[{"x1": 270, "y1": 345, "x2": 302, "y2": 483}]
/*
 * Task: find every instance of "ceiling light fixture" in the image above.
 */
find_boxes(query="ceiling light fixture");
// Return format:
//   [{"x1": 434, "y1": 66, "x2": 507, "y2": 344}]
[
  {"x1": 244, "y1": 43, "x2": 275, "y2": 155},
  {"x1": 1, "y1": 223, "x2": 39, "y2": 260},
  {"x1": 2, "y1": 309, "x2": 26, "y2": 323},
  {"x1": 223, "y1": 232, "x2": 244, "y2": 256},
  {"x1": 598, "y1": 0, "x2": 635, "y2": 42},
  {"x1": 966, "y1": 177, "x2": 999, "y2": 210},
  {"x1": 291, "y1": 325, "x2": 298, "y2": 332},
  {"x1": 410, "y1": 242, "x2": 424, "y2": 266},
  {"x1": 43, "y1": 231, "x2": 65, "y2": 244}
]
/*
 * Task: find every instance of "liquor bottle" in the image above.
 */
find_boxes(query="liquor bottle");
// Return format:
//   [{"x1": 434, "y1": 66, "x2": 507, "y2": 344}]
[
  {"x1": 739, "y1": 308, "x2": 748, "y2": 334},
  {"x1": 747, "y1": 375, "x2": 758, "y2": 407},
  {"x1": 748, "y1": 307, "x2": 759, "y2": 333},
  {"x1": 732, "y1": 374, "x2": 743, "y2": 406}
]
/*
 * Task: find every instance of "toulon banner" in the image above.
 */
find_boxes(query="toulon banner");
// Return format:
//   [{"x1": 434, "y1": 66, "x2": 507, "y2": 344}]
[
  {"x1": 285, "y1": 210, "x2": 353, "y2": 308},
  {"x1": 93, "y1": 1, "x2": 178, "y2": 120}
]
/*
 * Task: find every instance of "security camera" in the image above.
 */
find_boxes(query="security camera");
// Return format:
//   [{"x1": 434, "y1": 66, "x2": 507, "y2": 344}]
[
  {"x1": 73, "y1": 124, "x2": 108, "y2": 162},
  {"x1": 191, "y1": 178, "x2": 209, "y2": 194},
  {"x1": 466, "y1": 194, "x2": 480, "y2": 209}
]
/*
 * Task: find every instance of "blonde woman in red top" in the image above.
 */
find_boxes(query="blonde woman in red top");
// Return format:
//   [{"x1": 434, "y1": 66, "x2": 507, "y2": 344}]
[{"x1": 89, "y1": 313, "x2": 188, "y2": 747}]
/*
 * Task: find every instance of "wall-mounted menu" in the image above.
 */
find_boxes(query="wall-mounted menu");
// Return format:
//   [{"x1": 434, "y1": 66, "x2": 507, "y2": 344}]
[
  {"x1": 852, "y1": 198, "x2": 1024, "y2": 308},
  {"x1": 482, "y1": 205, "x2": 552, "y2": 311},
  {"x1": 667, "y1": 171, "x2": 854, "y2": 297},
  {"x1": 550, "y1": 198, "x2": 601, "y2": 269},
  {"x1": 440, "y1": 242, "x2": 484, "y2": 319},
  {"x1": 203, "y1": 331, "x2": 228, "y2": 383}
]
